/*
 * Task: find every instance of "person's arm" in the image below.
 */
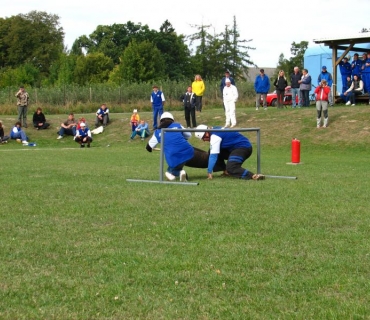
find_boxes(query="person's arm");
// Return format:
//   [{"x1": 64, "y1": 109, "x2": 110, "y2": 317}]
[
  {"x1": 146, "y1": 133, "x2": 159, "y2": 152},
  {"x1": 207, "y1": 135, "x2": 222, "y2": 178},
  {"x1": 161, "y1": 92, "x2": 165, "y2": 106},
  {"x1": 356, "y1": 81, "x2": 364, "y2": 92},
  {"x1": 233, "y1": 86, "x2": 239, "y2": 102}
]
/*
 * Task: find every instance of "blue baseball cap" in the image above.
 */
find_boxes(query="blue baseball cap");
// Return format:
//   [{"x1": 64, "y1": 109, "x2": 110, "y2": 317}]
[{"x1": 322, "y1": 66, "x2": 327, "y2": 69}]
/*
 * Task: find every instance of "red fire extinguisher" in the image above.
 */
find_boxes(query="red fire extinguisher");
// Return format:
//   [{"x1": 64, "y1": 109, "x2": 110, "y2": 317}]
[{"x1": 291, "y1": 138, "x2": 300, "y2": 163}]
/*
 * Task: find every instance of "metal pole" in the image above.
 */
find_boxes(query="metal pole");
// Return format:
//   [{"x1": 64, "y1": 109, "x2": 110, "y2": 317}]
[
  {"x1": 256, "y1": 129, "x2": 261, "y2": 174},
  {"x1": 159, "y1": 128, "x2": 165, "y2": 181},
  {"x1": 264, "y1": 175, "x2": 297, "y2": 180},
  {"x1": 126, "y1": 179, "x2": 199, "y2": 186}
]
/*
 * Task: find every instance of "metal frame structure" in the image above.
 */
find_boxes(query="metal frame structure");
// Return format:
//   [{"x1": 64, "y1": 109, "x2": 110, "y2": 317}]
[{"x1": 126, "y1": 127, "x2": 297, "y2": 185}]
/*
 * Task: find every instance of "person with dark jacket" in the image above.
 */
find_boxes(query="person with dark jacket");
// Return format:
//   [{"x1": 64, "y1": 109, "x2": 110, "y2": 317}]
[
  {"x1": 339, "y1": 57, "x2": 352, "y2": 92},
  {"x1": 298, "y1": 69, "x2": 312, "y2": 107},
  {"x1": 180, "y1": 86, "x2": 197, "y2": 128},
  {"x1": 254, "y1": 69, "x2": 270, "y2": 110},
  {"x1": 274, "y1": 70, "x2": 288, "y2": 108},
  {"x1": 32, "y1": 107, "x2": 50, "y2": 130},
  {"x1": 290, "y1": 67, "x2": 302, "y2": 108}
]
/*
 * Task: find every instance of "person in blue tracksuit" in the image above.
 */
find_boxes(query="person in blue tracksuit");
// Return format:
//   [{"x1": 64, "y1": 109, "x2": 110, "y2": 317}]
[
  {"x1": 338, "y1": 57, "x2": 352, "y2": 92},
  {"x1": 195, "y1": 125, "x2": 265, "y2": 181},
  {"x1": 254, "y1": 69, "x2": 270, "y2": 110},
  {"x1": 351, "y1": 53, "x2": 362, "y2": 77},
  {"x1": 361, "y1": 52, "x2": 370, "y2": 100},
  {"x1": 150, "y1": 85, "x2": 165, "y2": 130},
  {"x1": 318, "y1": 66, "x2": 333, "y2": 106}
]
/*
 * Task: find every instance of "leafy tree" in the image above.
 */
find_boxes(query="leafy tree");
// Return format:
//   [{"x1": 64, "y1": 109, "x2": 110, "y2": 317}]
[
  {"x1": 74, "y1": 53, "x2": 114, "y2": 85},
  {"x1": 110, "y1": 40, "x2": 165, "y2": 84},
  {"x1": 0, "y1": 63, "x2": 40, "y2": 87}
]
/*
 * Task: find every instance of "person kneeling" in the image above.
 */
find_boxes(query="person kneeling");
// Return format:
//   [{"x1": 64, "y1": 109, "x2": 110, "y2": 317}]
[{"x1": 74, "y1": 122, "x2": 92, "y2": 148}]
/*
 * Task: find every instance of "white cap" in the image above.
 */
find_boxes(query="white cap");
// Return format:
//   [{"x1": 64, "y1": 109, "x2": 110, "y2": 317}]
[
  {"x1": 133, "y1": 109, "x2": 138, "y2": 113},
  {"x1": 160, "y1": 112, "x2": 174, "y2": 121},
  {"x1": 80, "y1": 122, "x2": 86, "y2": 127},
  {"x1": 225, "y1": 78, "x2": 231, "y2": 83},
  {"x1": 195, "y1": 125, "x2": 208, "y2": 140}
]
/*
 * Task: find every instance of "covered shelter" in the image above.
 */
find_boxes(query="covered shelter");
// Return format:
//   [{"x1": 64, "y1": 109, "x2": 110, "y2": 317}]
[{"x1": 312, "y1": 33, "x2": 370, "y2": 100}]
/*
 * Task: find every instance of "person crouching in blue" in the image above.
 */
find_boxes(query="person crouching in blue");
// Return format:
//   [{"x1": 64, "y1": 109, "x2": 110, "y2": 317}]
[
  {"x1": 195, "y1": 125, "x2": 265, "y2": 180},
  {"x1": 74, "y1": 122, "x2": 92, "y2": 148}
]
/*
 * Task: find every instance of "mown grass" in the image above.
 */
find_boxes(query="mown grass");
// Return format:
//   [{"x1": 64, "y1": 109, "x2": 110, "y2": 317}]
[{"x1": 0, "y1": 105, "x2": 369, "y2": 319}]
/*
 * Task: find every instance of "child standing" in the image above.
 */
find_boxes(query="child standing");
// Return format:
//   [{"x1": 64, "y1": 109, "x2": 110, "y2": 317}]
[
  {"x1": 314, "y1": 79, "x2": 330, "y2": 128},
  {"x1": 130, "y1": 109, "x2": 140, "y2": 138}
]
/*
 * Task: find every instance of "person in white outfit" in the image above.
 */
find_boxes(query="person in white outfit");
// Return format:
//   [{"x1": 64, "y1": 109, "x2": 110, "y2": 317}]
[{"x1": 222, "y1": 78, "x2": 238, "y2": 128}]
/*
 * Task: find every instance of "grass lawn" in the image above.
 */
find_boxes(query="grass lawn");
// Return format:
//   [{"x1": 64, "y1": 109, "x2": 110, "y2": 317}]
[{"x1": 1, "y1": 105, "x2": 369, "y2": 319}]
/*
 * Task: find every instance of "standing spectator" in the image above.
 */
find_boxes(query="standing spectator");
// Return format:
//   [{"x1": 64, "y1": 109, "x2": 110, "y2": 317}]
[
  {"x1": 318, "y1": 66, "x2": 333, "y2": 106},
  {"x1": 338, "y1": 57, "x2": 352, "y2": 92},
  {"x1": 10, "y1": 121, "x2": 28, "y2": 145},
  {"x1": 130, "y1": 109, "x2": 140, "y2": 139},
  {"x1": 151, "y1": 85, "x2": 165, "y2": 130},
  {"x1": 180, "y1": 86, "x2": 197, "y2": 128},
  {"x1": 95, "y1": 103, "x2": 110, "y2": 128},
  {"x1": 32, "y1": 107, "x2": 50, "y2": 130},
  {"x1": 273, "y1": 70, "x2": 288, "y2": 108},
  {"x1": 290, "y1": 66, "x2": 302, "y2": 108},
  {"x1": 192, "y1": 74, "x2": 205, "y2": 112},
  {"x1": 298, "y1": 69, "x2": 312, "y2": 107},
  {"x1": 57, "y1": 113, "x2": 76, "y2": 139},
  {"x1": 15, "y1": 86, "x2": 29, "y2": 128},
  {"x1": 254, "y1": 69, "x2": 270, "y2": 110},
  {"x1": 74, "y1": 122, "x2": 92, "y2": 148},
  {"x1": 220, "y1": 70, "x2": 236, "y2": 109},
  {"x1": 0, "y1": 121, "x2": 10, "y2": 144},
  {"x1": 194, "y1": 124, "x2": 265, "y2": 181},
  {"x1": 314, "y1": 79, "x2": 330, "y2": 128},
  {"x1": 130, "y1": 120, "x2": 150, "y2": 141},
  {"x1": 361, "y1": 52, "x2": 370, "y2": 102},
  {"x1": 343, "y1": 74, "x2": 364, "y2": 106},
  {"x1": 360, "y1": 53, "x2": 367, "y2": 78},
  {"x1": 351, "y1": 53, "x2": 362, "y2": 77},
  {"x1": 222, "y1": 78, "x2": 238, "y2": 128}
]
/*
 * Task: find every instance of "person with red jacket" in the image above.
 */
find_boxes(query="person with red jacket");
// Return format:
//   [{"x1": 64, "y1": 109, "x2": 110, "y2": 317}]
[{"x1": 314, "y1": 79, "x2": 330, "y2": 128}]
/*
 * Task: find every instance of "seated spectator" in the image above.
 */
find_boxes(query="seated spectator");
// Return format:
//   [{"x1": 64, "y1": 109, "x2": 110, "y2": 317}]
[
  {"x1": 57, "y1": 113, "x2": 77, "y2": 139},
  {"x1": 130, "y1": 120, "x2": 150, "y2": 141},
  {"x1": 33, "y1": 107, "x2": 50, "y2": 130},
  {"x1": 10, "y1": 121, "x2": 28, "y2": 145},
  {"x1": 130, "y1": 109, "x2": 140, "y2": 137},
  {"x1": 0, "y1": 120, "x2": 10, "y2": 144},
  {"x1": 339, "y1": 75, "x2": 353, "y2": 103},
  {"x1": 95, "y1": 104, "x2": 109, "y2": 127},
  {"x1": 343, "y1": 74, "x2": 364, "y2": 106},
  {"x1": 74, "y1": 122, "x2": 92, "y2": 148}
]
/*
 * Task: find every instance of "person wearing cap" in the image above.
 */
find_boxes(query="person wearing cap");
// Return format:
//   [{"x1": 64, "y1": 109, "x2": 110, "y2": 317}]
[
  {"x1": 129, "y1": 109, "x2": 140, "y2": 140},
  {"x1": 351, "y1": 53, "x2": 362, "y2": 77},
  {"x1": 220, "y1": 71, "x2": 236, "y2": 110},
  {"x1": 95, "y1": 103, "x2": 109, "y2": 128},
  {"x1": 146, "y1": 113, "x2": 224, "y2": 182},
  {"x1": 317, "y1": 66, "x2": 333, "y2": 106},
  {"x1": 338, "y1": 57, "x2": 352, "y2": 92},
  {"x1": 151, "y1": 85, "x2": 165, "y2": 130},
  {"x1": 194, "y1": 125, "x2": 265, "y2": 180},
  {"x1": 222, "y1": 78, "x2": 238, "y2": 127},
  {"x1": 298, "y1": 69, "x2": 312, "y2": 107},
  {"x1": 192, "y1": 74, "x2": 206, "y2": 112},
  {"x1": 254, "y1": 69, "x2": 270, "y2": 110},
  {"x1": 15, "y1": 86, "x2": 29, "y2": 128},
  {"x1": 74, "y1": 122, "x2": 92, "y2": 148}
]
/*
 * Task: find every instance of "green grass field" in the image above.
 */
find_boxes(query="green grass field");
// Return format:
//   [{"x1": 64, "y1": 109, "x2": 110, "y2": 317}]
[{"x1": 1, "y1": 105, "x2": 369, "y2": 319}]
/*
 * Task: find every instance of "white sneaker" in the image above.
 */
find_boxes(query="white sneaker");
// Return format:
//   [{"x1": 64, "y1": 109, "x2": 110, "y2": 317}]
[
  {"x1": 351, "y1": 104, "x2": 355, "y2": 106},
  {"x1": 230, "y1": 124, "x2": 236, "y2": 128},
  {"x1": 345, "y1": 101, "x2": 351, "y2": 106},
  {"x1": 22, "y1": 141, "x2": 28, "y2": 145},
  {"x1": 255, "y1": 107, "x2": 259, "y2": 110},
  {"x1": 57, "y1": 135, "x2": 63, "y2": 139},
  {"x1": 179, "y1": 170, "x2": 187, "y2": 182},
  {"x1": 165, "y1": 172, "x2": 176, "y2": 181}
]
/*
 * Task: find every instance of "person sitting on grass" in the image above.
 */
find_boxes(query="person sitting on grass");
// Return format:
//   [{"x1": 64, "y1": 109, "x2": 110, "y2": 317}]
[
  {"x1": 32, "y1": 107, "x2": 50, "y2": 130},
  {"x1": 0, "y1": 120, "x2": 10, "y2": 144},
  {"x1": 130, "y1": 120, "x2": 150, "y2": 141},
  {"x1": 95, "y1": 103, "x2": 109, "y2": 128},
  {"x1": 74, "y1": 122, "x2": 92, "y2": 148},
  {"x1": 10, "y1": 121, "x2": 28, "y2": 145},
  {"x1": 130, "y1": 109, "x2": 140, "y2": 139},
  {"x1": 57, "y1": 113, "x2": 77, "y2": 139}
]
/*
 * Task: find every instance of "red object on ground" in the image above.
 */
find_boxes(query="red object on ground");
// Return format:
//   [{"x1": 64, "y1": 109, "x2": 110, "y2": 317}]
[{"x1": 291, "y1": 138, "x2": 300, "y2": 163}]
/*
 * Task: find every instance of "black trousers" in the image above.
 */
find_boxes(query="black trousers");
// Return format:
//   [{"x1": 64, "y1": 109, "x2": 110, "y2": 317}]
[
  {"x1": 184, "y1": 107, "x2": 197, "y2": 128},
  {"x1": 217, "y1": 147, "x2": 254, "y2": 179}
]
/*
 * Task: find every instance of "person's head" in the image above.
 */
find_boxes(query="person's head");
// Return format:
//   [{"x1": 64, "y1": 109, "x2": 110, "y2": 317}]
[
  {"x1": 362, "y1": 53, "x2": 367, "y2": 59},
  {"x1": 259, "y1": 69, "x2": 265, "y2": 75},
  {"x1": 354, "y1": 53, "x2": 359, "y2": 60},
  {"x1": 187, "y1": 86, "x2": 192, "y2": 93},
  {"x1": 346, "y1": 75, "x2": 352, "y2": 81},
  {"x1": 79, "y1": 117, "x2": 86, "y2": 123},
  {"x1": 0, "y1": 120, "x2": 3, "y2": 128},
  {"x1": 225, "y1": 71, "x2": 230, "y2": 77},
  {"x1": 367, "y1": 52, "x2": 370, "y2": 58},
  {"x1": 15, "y1": 121, "x2": 22, "y2": 127},
  {"x1": 302, "y1": 68, "x2": 308, "y2": 75},
  {"x1": 194, "y1": 74, "x2": 202, "y2": 81},
  {"x1": 195, "y1": 124, "x2": 209, "y2": 141},
  {"x1": 101, "y1": 103, "x2": 107, "y2": 110},
  {"x1": 279, "y1": 70, "x2": 285, "y2": 76},
  {"x1": 19, "y1": 86, "x2": 25, "y2": 92},
  {"x1": 321, "y1": 66, "x2": 327, "y2": 72},
  {"x1": 152, "y1": 85, "x2": 158, "y2": 92},
  {"x1": 158, "y1": 112, "x2": 174, "y2": 129},
  {"x1": 353, "y1": 74, "x2": 361, "y2": 81},
  {"x1": 80, "y1": 122, "x2": 86, "y2": 129},
  {"x1": 140, "y1": 120, "x2": 145, "y2": 125},
  {"x1": 133, "y1": 109, "x2": 138, "y2": 114},
  {"x1": 294, "y1": 66, "x2": 299, "y2": 73},
  {"x1": 68, "y1": 113, "x2": 74, "y2": 121},
  {"x1": 225, "y1": 78, "x2": 231, "y2": 87},
  {"x1": 343, "y1": 57, "x2": 349, "y2": 62},
  {"x1": 36, "y1": 107, "x2": 42, "y2": 114},
  {"x1": 320, "y1": 79, "x2": 327, "y2": 86}
]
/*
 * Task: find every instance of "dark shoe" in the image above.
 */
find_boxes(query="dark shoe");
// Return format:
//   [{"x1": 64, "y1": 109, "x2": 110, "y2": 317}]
[
  {"x1": 87, "y1": 144, "x2": 90, "y2": 148},
  {"x1": 80, "y1": 144, "x2": 85, "y2": 148}
]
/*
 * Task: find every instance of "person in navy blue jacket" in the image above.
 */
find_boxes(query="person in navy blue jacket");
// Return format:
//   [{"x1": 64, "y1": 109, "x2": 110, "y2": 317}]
[
  {"x1": 338, "y1": 57, "x2": 352, "y2": 92},
  {"x1": 351, "y1": 53, "x2": 362, "y2": 77},
  {"x1": 254, "y1": 69, "x2": 270, "y2": 110},
  {"x1": 95, "y1": 103, "x2": 109, "y2": 128},
  {"x1": 195, "y1": 125, "x2": 265, "y2": 181},
  {"x1": 150, "y1": 85, "x2": 165, "y2": 130},
  {"x1": 317, "y1": 66, "x2": 333, "y2": 106},
  {"x1": 74, "y1": 122, "x2": 92, "y2": 148}
]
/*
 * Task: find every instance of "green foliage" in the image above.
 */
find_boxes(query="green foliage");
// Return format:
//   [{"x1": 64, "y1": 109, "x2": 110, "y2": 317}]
[
  {"x1": 0, "y1": 63, "x2": 40, "y2": 87},
  {"x1": 74, "y1": 53, "x2": 114, "y2": 85}
]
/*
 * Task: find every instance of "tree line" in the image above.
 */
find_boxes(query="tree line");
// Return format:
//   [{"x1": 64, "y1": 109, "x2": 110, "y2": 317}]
[{"x1": 0, "y1": 12, "x2": 257, "y2": 88}]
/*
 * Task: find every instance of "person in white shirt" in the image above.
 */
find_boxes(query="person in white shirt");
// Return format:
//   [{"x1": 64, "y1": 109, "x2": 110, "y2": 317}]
[{"x1": 222, "y1": 78, "x2": 238, "y2": 128}]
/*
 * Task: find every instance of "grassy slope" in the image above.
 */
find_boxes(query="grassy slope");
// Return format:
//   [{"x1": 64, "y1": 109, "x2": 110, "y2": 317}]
[{"x1": 0, "y1": 105, "x2": 369, "y2": 319}]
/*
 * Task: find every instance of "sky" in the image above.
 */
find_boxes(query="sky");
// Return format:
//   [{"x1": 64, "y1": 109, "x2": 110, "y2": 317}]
[{"x1": 2, "y1": 0, "x2": 369, "y2": 68}]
